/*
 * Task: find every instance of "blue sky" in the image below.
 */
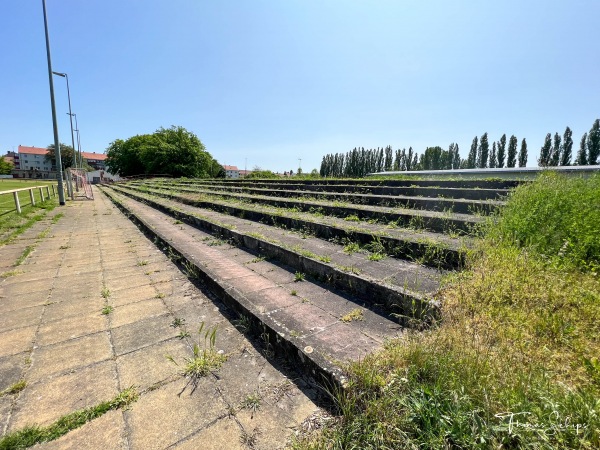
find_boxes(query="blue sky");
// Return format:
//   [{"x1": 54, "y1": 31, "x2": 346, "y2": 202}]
[{"x1": 1, "y1": 1, "x2": 598, "y2": 172}]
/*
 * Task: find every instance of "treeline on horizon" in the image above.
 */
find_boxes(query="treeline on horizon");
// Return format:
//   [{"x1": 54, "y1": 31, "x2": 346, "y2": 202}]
[{"x1": 319, "y1": 119, "x2": 600, "y2": 177}]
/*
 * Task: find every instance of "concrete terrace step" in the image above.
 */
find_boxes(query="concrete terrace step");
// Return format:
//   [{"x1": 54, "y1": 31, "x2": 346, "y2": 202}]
[
  {"x1": 175, "y1": 180, "x2": 511, "y2": 201},
  {"x1": 185, "y1": 178, "x2": 522, "y2": 189},
  {"x1": 117, "y1": 184, "x2": 469, "y2": 270},
  {"x1": 106, "y1": 185, "x2": 442, "y2": 321},
  {"x1": 158, "y1": 181, "x2": 504, "y2": 214},
  {"x1": 132, "y1": 182, "x2": 481, "y2": 234},
  {"x1": 102, "y1": 187, "x2": 407, "y2": 390}
]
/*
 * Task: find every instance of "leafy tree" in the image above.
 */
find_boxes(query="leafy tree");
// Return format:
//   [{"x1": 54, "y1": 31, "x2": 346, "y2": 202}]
[
  {"x1": 477, "y1": 133, "x2": 489, "y2": 168},
  {"x1": 518, "y1": 138, "x2": 528, "y2": 167},
  {"x1": 588, "y1": 119, "x2": 600, "y2": 165},
  {"x1": 507, "y1": 135, "x2": 518, "y2": 168},
  {"x1": 549, "y1": 132, "x2": 562, "y2": 166},
  {"x1": 538, "y1": 133, "x2": 552, "y2": 167},
  {"x1": 0, "y1": 158, "x2": 14, "y2": 175},
  {"x1": 489, "y1": 142, "x2": 497, "y2": 168},
  {"x1": 560, "y1": 126, "x2": 573, "y2": 166},
  {"x1": 106, "y1": 126, "x2": 218, "y2": 178},
  {"x1": 575, "y1": 133, "x2": 588, "y2": 165},
  {"x1": 46, "y1": 143, "x2": 76, "y2": 169},
  {"x1": 497, "y1": 134, "x2": 507, "y2": 168},
  {"x1": 105, "y1": 136, "x2": 146, "y2": 177},
  {"x1": 467, "y1": 136, "x2": 478, "y2": 169}
]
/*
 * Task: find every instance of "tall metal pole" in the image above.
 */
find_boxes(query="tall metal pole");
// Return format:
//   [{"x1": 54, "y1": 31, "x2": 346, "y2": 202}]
[
  {"x1": 73, "y1": 114, "x2": 83, "y2": 168},
  {"x1": 52, "y1": 73, "x2": 77, "y2": 169},
  {"x1": 42, "y1": 0, "x2": 65, "y2": 205}
]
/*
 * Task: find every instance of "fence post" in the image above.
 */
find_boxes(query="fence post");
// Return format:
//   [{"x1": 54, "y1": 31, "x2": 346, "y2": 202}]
[
  {"x1": 29, "y1": 188, "x2": 36, "y2": 206},
  {"x1": 39, "y1": 187, "x2": 45, "y2": 202},
  {"x1": 13, "y1": 192, "x2": 22, "y2": 214},
  {"x1": 52, "y1": 185, "x2": 55, "y2": 196},
  {"x1": 46, "y1": 186, "x2": 51, "y2": 199}
]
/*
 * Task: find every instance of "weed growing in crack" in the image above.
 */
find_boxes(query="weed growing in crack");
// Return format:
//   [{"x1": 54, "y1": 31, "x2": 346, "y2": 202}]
[
  {"x1": 101, "y1": 305, "x2": 114, "y2": 315},
  {"x1": 166, "y1": 322, "x2": 227, "y2": 393},
  {"x1": 100, "y1": 287, "x2": 111, "y2": 299},
  {"x1": 340, "y1": 308, "x2": 364, "y2": 323},
  {"x1": 294, "y1": 272, "x2": 305, "y2": 282},
  {"x1": 233, "y1": 315, "x2": 251, "y2": 333}
]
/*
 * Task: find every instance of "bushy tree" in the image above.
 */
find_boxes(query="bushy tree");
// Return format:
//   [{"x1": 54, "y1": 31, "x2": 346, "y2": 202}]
[
  {"x1": 0, "y1": 158, "x2": 13, "y2": 175},
  {"x1": 560, "y1": 126, "x2": 573, "y2": 166},
  {"x1": 518, "y1": 138, "x2": 528, "y2": 167},
  {"x1": 46, "y1": 143, "x2": 76, "y2": 169},
  {"x1": 106, "y1": 126, "x2": 219, "y2": 177},
  {"x1": 507, "y1": 135, "x2": 518, "y2": 168}
]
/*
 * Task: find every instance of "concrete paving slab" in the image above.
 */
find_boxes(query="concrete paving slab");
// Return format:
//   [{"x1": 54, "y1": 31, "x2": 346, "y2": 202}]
[
  {"x1": 8, "y1": 360, "x2": 118, "y2": 431},
  {"x1": 172, "y1": 416, "x2": 244, "y2": 450},
  {"x1": 33, "y1": 409, "x2": 127, "y2": 450},
  {"x1": 0, "y1": 325, "x2": 36, "y2": 358},
  {"x1": 0, "y1": 353, "x2": 25, "y2": 392},
  {"x1": 28, "y1": 332, "x2": 113, "y2": 381},
  {"x1": 0, "y1": 304, "x2": 44, "y2": 332},
  {"x1": 0, "y1": 291, "x2": 48, "y2": 312},
  {"x1": 36, "y1": 312, "x2": 108, "y2": 346},
  {"x1": 117, "y1": 338, "x2": 188, "y2": 391},
  {"x1": 109, "y1": 297, "x2": 169, "y2": 328},
  {"x1": 125, "y1": 378, "x2": 228, "y2": 449},
  {"x1": 108, "y1": 284, "x2": 158, "y2": 307},
  {"x1": 111, "y1": 313, "x2": 177, "y2": 356}
]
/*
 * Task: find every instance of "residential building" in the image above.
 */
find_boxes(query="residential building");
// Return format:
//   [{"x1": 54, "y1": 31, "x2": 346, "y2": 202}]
[
  {"x1": 223, "y1": 165, "x2": 240, "y2": 179},
  {"x1": 10, "y1": 145, "x2": 109, "y2": 178}
]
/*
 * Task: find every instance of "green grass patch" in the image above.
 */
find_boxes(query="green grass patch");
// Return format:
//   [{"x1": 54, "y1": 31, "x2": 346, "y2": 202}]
[
  {"x1": 0, "y1": 387, "x2": 138, "y2": 450},
  {"x1": 294, "y1": 173, "x2": 600, "y2": 449},
  {"x1": 14, "y1": 245, "x2": 35, "y2": 266},
  {"x1": 0, "y1": 199, "x2": 57, "y2": 245}
]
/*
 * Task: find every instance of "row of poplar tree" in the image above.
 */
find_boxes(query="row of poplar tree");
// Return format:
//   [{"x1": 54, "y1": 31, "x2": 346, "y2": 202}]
[{"x1": 319, "y1": 119, "x2": 599, "y2": 177}]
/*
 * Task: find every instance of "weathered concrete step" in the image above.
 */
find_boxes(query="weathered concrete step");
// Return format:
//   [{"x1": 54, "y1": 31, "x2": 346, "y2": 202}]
[
  {"x1": 133, "y1": 182, "x2": 481, "y2": 233},
  {"x1": 118, "y1": 184, "x2": 468, "y2": 270},
  {"x1": 173, "y1": 180, "x2": 510, "y2": 200},
  {"x1": 178, "y1": 178, "x2": 521, "y2": 189},
  {"x1": 101, "y1": 187, "x2": 406, "y2": 391},
  {"x1": 107, "y1": 185, "x2": 442, "y2": 321},
  {"x1": 158, "y1": 181, "x2": 503, "y2": 214}
]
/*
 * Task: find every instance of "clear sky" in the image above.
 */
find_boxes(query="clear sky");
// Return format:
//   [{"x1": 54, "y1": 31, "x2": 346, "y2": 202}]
[{"x1": 1, "y1": 1, "x2": 598, "y2": 172}]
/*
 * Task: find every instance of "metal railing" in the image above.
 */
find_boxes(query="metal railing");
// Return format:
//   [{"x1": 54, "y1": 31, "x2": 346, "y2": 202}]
[
  {"x1": 0, "y1": 184, "x2": 58, "y2": 215},
  {"x1": 368, "y1": 165, "x2": 600, "y2": 179}
]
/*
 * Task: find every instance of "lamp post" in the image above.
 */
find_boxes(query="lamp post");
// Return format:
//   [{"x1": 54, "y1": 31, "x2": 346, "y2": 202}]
[
  {"x1": 51, "y1": 72, "x2": 77, "y2": 169},
  {"x1": 42, "y1": 0, "x2": 65, "y2": 205}
]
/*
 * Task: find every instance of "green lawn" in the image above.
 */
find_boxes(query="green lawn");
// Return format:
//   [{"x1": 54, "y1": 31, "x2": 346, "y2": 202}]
[{"x1": 0, "y1": 180, "x2": 55, "y2": 214}]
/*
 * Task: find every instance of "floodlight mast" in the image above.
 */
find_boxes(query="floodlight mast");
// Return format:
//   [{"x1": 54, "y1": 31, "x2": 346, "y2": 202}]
[{"x1": 42, "y1": 0, "x2": 65, "y2": 205}]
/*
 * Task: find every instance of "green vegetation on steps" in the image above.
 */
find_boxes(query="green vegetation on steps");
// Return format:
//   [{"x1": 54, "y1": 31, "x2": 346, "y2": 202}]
[{"x1": 294, "y1": 173, "x2": 600, "y2": 449}]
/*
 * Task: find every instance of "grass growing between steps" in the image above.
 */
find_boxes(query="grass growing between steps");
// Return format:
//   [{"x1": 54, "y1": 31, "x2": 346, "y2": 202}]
[
  {"x1": 0, "y1": 387, "x2": 138, "y2": 450},
  {"x1": 293, "y1": 173, "x2": 600, "y2": 449}
]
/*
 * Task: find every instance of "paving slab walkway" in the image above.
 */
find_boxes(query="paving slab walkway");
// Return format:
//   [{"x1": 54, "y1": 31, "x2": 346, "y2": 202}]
[{"x1": 0, "y1": 187, "x2": 319, "y2": 449}]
